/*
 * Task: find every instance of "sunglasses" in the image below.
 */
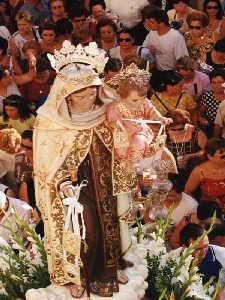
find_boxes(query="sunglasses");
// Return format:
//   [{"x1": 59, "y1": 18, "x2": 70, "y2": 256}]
[
  {"x1": 189, "y1": 25, "x2": 202, "y2": 30},
  {"x1": 207, "y1": 5, "x2": 218, "y2": 9},
  {"x1": 119, "y1": 38, "x2": 132, "y2": 42},
  {"x1": 21, "y1": 144, "x2": 32, "y2": 150}
]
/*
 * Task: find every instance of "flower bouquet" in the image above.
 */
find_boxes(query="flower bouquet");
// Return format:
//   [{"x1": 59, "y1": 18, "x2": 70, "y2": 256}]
[
  {"x1": 0, "y1": 214, "x2": 50, "y2": 300},
  {"x1": 144, "y1": 216, "x2": 221, "y2": 300}
]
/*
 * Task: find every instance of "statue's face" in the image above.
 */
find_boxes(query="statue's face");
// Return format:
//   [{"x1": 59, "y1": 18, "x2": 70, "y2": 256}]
[
  {"x1": 123, "y1": 89, "x2": 145, "y2": 108},
  {"x1": 67, "y1": 86, "x2": 97, "y2": 112}
]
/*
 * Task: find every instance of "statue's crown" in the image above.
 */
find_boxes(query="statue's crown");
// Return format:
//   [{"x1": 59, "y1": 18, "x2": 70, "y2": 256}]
[
  {"x1": 107, "y1": 63, "x2": 150, "y2": 89},
  {"x1": 47, "y1": 41, "x2": 108, "y2": 74}
]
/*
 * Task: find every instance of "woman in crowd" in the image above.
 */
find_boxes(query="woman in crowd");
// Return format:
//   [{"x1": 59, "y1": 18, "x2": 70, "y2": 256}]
[
  {"x1": 9, "y1": 11, "x2": 41, "y2": 59},
  {"x1": 200, "y1": 68, "x2": 225, "y2": 137},
  {"x1": 109, "y1": 28, "x2": 154, "y2": 68},
  {"x1": 88, "y1": 0, "x2": 119, "y2": 37},
  {"x1": 150, "y1": 71, "x2": 197, "y2": 123},
  {"x1": 185, "y1": 11, "x2": 219, "y2": 63},
  {"x1": 203, "y1": 0, "x2": 224, "y2": 37},
  {"x1": 96, "y1": 17, "x2": 117, "y2": 51},
  {"x1": 185, "y1": 137, "x2": 225, "y2": 213},
  {"x1": 176, "y1": 56, "x2": 210, "y2": 100},
  {"x1": 47, "y1": 0, "x2": 67, "y2": 24},
  {"x1": 0, "y1": 66, "x2": 20, "y2": 114},
  {"x1": 0, "y1": 95, "x2": 35, "y2": 134},
  {"x1": 167, "y1": 0, "x2": 196, "y2": 33},
  {"x1": 18, "y1": 56, "x2": 52, "y2": 109},
  {"x1": 166, "y1": 109, "x2": 207, "y2": 172},
  {"x1": 39, "y1": 22, "x2": 61, "y2": 55}
]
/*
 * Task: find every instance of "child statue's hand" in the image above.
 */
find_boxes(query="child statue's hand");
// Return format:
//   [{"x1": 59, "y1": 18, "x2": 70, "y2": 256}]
[{"x1": 162, "y1": 117, "x2": 173, "y2": 125}]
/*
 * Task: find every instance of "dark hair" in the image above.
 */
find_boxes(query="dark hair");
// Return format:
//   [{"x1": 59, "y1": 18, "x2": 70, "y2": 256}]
[
  {"x1": 209, "y1": 68, "x2": 225, "y2": 81},
  {"x1": 3, "y1": 95, "x2": 32, "y2": 121},
  {"x1": 204, "y1": 0, "x2": 223, "y2": 20},
  {"x1": 69, "y1": 5, "x2": 89, "y2": 20},
  {"x1": 118, "y1": 28, "x2": 135, "y2": 41},
  {"x1": 180, "y1": 223, "x2": 204, "y2": 246},
  {"x1": 141, "y1": 6, "x2": 169, "y2": 25},
  {"x1": 0, "y1": 65, "x2": 8, "y2": 80},
  {"x1": 96, "y1": 17, "x2": 117, "y2": 36},
  {"x1": 205, "y1": 137, "x2": 225, "y2": 156},
  {"x1": 39, "y1": 22, "x2": 57, "y2": 36},
  {"x1": 208, "y1": 224, "x2": 225, "y2": 239},
  {"x1": 36, "y1": 56, "x2": 51, "y2": 72},
  {"x1": 168, "y1": 173, "x2": 186, "y2": 193},
  {"x1": 186, "y1": 11, "x2": 209, "y2": 28},
  {"x1": 90, "y1": 0, "x2": 106, "y2": 11},
  {"x1": 197, "y1": 202, "x2": 222, "y2": 220},
  {"x1": 55, "y1": 18, "x2": 73, "y2": 35},
  {"x1": 150, "y1": 70, "x2": 183, "y2": 92},
  {"x1": 0, "y1": 36, "x2": 8, "y2": 55},
  {"x1": 21, "y1": 129, "x2": 33, "y2": 141},
  {"x1": 49, "y1": 0, "x2": 65, "y2": 9},
  {"x1": 214, "y1": 38, "x2": 225, "y2": 53},
  {"x1": 104, "y1": 58, "x2": 122, "y2": 73},
  {"x1": 172, "y1": 0, "x2": 189, "y2": 4}
]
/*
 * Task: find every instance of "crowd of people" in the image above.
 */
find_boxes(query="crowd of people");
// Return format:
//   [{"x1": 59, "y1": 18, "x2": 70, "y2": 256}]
[{"x1": 0, "y1": 0, "x2": 225, "y2": 298}]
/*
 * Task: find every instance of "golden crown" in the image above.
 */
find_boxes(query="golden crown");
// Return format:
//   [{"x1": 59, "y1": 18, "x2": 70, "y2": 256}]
[
  {"x1": 107, "y1": 63, "x2": 150, "y2": 89},
  {"x1": 47, "y1": 41, "x2": 108, "y2": 74}
]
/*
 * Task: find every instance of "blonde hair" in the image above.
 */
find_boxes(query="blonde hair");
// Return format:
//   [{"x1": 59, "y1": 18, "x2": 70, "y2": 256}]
[
  {"x1": 16, "y1": 11, "x2": 33, "y2": 23},
  {"x1": 186, "y1": 11, "x2": 209, "y2": 28},
  {"x1": 176, "y1": 56, "x2": 197, "y2": 71}
]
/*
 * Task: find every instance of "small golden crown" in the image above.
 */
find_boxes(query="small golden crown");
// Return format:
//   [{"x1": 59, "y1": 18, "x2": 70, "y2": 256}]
[
  {"x1": 107, "y1": 63, "x2": 150, "y2": 89},
  {"x1": 47, "y1": 41, "x2": 108, "y2": 74}
]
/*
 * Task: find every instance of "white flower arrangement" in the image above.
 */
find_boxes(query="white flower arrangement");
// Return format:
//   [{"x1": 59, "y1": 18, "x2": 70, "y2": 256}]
[
  {"x1": 0, "y1": 214, "x2": 50, "y2": 299},
  {"x1": 144, "y1": 214, "x2": 221, "y2": 300}
]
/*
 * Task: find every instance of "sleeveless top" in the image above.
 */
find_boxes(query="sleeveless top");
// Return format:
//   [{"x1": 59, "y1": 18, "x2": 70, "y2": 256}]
[
  {"x1": 166, "y1": 127, "x2": 200, "y2": 158},
  {"x1": 199, "y1": 168, "x2": 225, "y2": 212}
]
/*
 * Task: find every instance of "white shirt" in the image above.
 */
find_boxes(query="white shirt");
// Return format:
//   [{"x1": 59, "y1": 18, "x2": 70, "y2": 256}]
[
  {"x1": 0, "y1": 197, "x2": 32, "y2": 244},
  {"x1": 214, "y1": 100, "x2": 225, "y2": 138},
  {"x1": 171, "y1": 192, "x2": 198, "y2": 224},
  {"x1": 174, "y1": 245, "x2": 225, "y2": 268},
  {"x1": 105, "y1": 0, "x2": 149, "y2": 28},
  {"x1": 143, "y1": 28, "x2": 189, "y2": 70}
]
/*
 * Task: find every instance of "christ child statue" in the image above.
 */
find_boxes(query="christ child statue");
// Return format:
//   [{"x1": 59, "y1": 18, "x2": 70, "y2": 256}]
[{"x1": 106, "y1": 64, "x2": 173, "y2": 167}]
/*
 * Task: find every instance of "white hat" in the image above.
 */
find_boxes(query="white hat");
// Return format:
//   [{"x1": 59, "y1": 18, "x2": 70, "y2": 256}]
[{"x1": 0, "y1": 191, "x2": 7, "y2": 209}]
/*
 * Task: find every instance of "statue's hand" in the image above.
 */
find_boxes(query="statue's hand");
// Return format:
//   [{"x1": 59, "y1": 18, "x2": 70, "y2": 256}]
[
  {"x1": 0, "y1": 128, "x2": 21, "y2": 153},
  {"x1": 59, "y1": 181, "x2": 76, "y2": 199},
  {"x1": 162, "y1": 117, "x2": 173, "y2": 125}
]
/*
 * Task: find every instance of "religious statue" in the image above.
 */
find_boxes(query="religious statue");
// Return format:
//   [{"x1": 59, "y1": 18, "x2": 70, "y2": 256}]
[
  {"x1": 33, "y1": 41, "x2": 136, "y2": 298},
  {"x1": 106, "y1": 63, "x2": 174, "y2": 168},
  {"x1": 105, "y1": 64, "x2": 177, "y2": 258}
]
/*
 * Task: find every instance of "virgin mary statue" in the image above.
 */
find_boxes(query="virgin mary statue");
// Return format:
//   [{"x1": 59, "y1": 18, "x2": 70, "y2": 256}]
[{"x1": 33, "y1": 41, "x2": 135, "y2": 298}]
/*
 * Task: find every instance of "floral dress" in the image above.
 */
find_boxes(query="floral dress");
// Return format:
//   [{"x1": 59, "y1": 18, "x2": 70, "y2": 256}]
[{"x1": 184, "y1": 31, "x2": 215, "y2": 63}]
